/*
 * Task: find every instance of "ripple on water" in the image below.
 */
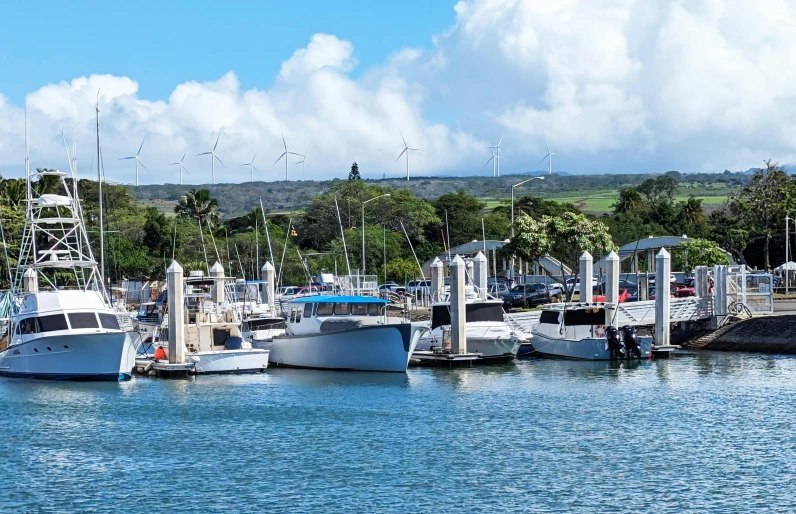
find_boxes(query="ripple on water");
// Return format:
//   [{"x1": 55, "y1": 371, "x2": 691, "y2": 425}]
[{"x1": 1, "y1": 352, "x2": 795, "y2": 513}]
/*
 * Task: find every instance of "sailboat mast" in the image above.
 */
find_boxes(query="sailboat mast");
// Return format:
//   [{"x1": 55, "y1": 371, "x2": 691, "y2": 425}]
[{"x1": 96, "y1": 93, "x2": 105, "y2": 286}]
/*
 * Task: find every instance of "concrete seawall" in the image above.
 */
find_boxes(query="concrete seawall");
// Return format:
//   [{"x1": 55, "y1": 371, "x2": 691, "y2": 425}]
[{"x1": 684, "y1": 315, "x2": 796, "y2": 354}]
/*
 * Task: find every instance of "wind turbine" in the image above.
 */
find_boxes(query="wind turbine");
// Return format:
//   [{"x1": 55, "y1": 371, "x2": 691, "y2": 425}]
[
  {"x1": 119, "y1": 138, "x2": 148, "y2": 186},
  {"x1": 274, "y1": 133, "x2": 301, "y2": 181},
  {"x1": 395, "y1": 131, "x2": 423, "y2": 181},
  {"x1": 295, "y1": 150, "x2": 310, "y2": 181},
  {"x1": 485, "y1": 136, "x2": 505, "y2": 177},
  {"x1": 541, "y1": 144, "x2": 559, "y2": 175},
  {"x1": 169, "y1": 151, "x2": 189, "y2": 185},
  {"x1": 196, "y1": 132, "x2": 225, "y2": 184},
  {"x1": 241, "y1": 152, "x2": 259, "y2": 183}
]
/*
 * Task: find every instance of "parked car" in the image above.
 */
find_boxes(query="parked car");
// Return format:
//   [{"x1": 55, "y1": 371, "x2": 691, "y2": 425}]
[
  {"x1": 406, "y1": 280, "x2": 431, "y2": 296},
  {"x1": 566, "y1": 276, "x2": 600, "y2": 294},
  {"x1": 546, "y1": 283, "x2": 565, "y2": 297},
  {"x1": 488, "y1": 283, "x2": 510, "y2": 298},
  {"x1": 378, "y1": 282, "x2": 405, "y2": 295},
  {"x1": 502, "y1": 283, "x2": 555, "y2": 309}
]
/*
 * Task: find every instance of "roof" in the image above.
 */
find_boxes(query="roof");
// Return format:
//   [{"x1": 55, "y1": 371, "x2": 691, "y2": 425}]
[{"x1": 289, "y1": 295, "x2": 387, "y2": 304}]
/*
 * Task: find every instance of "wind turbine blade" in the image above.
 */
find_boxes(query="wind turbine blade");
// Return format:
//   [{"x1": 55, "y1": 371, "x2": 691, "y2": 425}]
[
  {"x1": 281, "y1": 132, "x2": 287, "y2": 150},
  {"x1": 305, "y1": 163, "x2": 310, "y2": 168},
  {"x1": 169, "y1": 162, "x2": 180, "y2": 166},
  {"x1": 214, "y1": 154, "x2": 226, "y2": 167},
  {"x1": 274, "y1": 152, "x2": 287, "y2": 165},
  {"x1": 138, "y1": 159, "x2": 149, "y2": 172},
  {"x1": 197, "y1": 152, "x2": 211, "y2": 156},
  {"x1": 498, "y1": 136, "x2": 503, "y2": 147},
  {"x1": 395, "y1": 148, "x2": 407, "y2": 161},
  {"x1": 240, "y1": 163, "x2": 248, "y2": 167},
  {"x1": 551, "y1": 152, "x2": 559, "y2": 156},
  {"x1": 400, "y1": 130, "x2": 407, "y2": 147},
  {"x1": 137, "y1": 138, "x2": 145, "y2": 156},
  {"x1": 288, "y1": 151, "x2": 302, "y2": 157},
  {"x1": 181, "y1": 151, "x2": 187, "y2": 162},
  {"x1": 546, "y1": 143, "x2": 550, "y2": 154},
  {"x1": 213, "y1": 132, "x2": 220, "y2": 151},
  {"x1": 252, "y1": 165, "x2": 259, "y2": 172},
  {"x1": 483, "y1": 156, "x2": 495, "y2": 167},
  {"x1": 252, "y1": 152, "x2": 257, "y2": 162},
  {"x1": 120, "y1": 156, "x2": 135, "y2": 160},
  {"x1": 409, "y1": 148, "x2": 424, "y2": 151},
  {"x1": 540, "y1": 155, "x2": 548, "y2": 163}
]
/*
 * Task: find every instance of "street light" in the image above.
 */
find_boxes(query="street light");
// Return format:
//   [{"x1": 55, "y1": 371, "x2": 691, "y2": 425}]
[
  {"x1": 362, "y1": 194, "x2": 391, "y2": 275},
  {"x1": 510, "y1": 176, "x2": 544, "y2": 279}
]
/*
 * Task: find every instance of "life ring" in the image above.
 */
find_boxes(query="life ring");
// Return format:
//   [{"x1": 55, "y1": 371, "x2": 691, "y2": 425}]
[{"x1": 595, "y1": 325, "x2": 607, "y2": 338}]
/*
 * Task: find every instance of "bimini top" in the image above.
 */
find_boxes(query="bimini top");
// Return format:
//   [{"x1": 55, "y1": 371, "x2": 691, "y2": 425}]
[{"x1": 290, "y1": 295, "x2": 387, "y2": 304}]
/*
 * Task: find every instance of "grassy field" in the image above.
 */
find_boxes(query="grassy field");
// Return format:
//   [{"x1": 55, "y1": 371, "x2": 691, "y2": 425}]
[{"x1": 480, "y1": 186, "x2": 732, "y2": 214}]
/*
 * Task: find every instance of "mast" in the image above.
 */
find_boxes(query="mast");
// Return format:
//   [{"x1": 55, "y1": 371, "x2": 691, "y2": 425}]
[{"x1": 96, "y1": 91, "x2": 105, "y2": 286}]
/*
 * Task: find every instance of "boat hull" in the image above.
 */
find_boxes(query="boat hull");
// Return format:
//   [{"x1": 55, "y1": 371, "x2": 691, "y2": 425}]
[
  {"x1": 256, "y1": 324, "x2": 423, "y2": 372},
  {"x1": 191, "y1": 349, "x2": 270, "y2": 374},
  {"x1": 0, "y1": 332, "x2": 137, "y2": 380},
  {"x1": 530, "y1": 333, "x2": 652, "y2": 360},
  {"x1": 417, "y1": 323, "x2": 521, "y2": 363}
]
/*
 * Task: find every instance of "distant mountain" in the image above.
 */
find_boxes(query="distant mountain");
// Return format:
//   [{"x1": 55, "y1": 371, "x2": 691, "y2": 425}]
[{"x1": 742, "y1": 164, "x2": 795, "y2": 175}]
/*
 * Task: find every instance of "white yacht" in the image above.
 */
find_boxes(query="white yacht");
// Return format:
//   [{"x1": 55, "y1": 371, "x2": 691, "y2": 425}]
[
  {"x1": 416, "y1": 288, "x2": 522, "y2": 363},
  {"x1": 530, "y1": 303, "x2": 652, "y2": 360},
  {"x1": 255, "y1": 295, "x2": 425, "y2": 372},
  {"x1": 0, "y1": 170, "x2": 137, "y2": 380}
]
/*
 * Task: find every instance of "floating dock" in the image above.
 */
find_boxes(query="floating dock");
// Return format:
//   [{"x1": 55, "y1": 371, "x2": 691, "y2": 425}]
[{"x1": 410, "y1": 350, "x2": 482, "y2": 368}]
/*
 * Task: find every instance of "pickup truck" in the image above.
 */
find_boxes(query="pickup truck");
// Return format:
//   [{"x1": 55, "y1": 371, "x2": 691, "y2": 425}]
[{"x1": 502, "y1": 283, "x2": 555, "y2": 309}]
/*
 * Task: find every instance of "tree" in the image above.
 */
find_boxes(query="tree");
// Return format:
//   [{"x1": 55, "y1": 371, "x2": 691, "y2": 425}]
[
  {"x1": 1, "y1": 179, "x2": 26, "y2": 208},
  {"x1": 673, "y1": 238, "x2": 730, "y2": 271},
  {"x1": 348, "y1": 162, "x2": 361, "y2": 181},
  {"x1": 504, "y1": 211, "x2": 617, "y2": 300},
  {"x1": 719, "y1": 160, "x2": 794, "y2": 270},
  {"x1": 613, "y1": 188, "x2": 645, "y2": 214},
  {"x1": 174, "y1": 189, "x2": 220, "y2": 227},
  {"x1": 431, "y1": 190, "x2": 484, "y2": 248}
]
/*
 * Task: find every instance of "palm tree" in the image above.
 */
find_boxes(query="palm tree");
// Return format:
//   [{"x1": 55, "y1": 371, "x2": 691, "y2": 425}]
[
  {"x1": 33, "y1": 169, "x2": 63, "y2": 195},
  {"x1": 174, "y1": 188, "x2": 220, "y2": 227},
  {"x1": 0, "y1": 179, "x2": 26, "y2": 208}
]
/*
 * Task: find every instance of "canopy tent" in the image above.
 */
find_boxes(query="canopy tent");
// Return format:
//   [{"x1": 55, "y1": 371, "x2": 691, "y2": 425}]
[{"x1": 775, "y1": 261, "x2": 796, "y2": 272}]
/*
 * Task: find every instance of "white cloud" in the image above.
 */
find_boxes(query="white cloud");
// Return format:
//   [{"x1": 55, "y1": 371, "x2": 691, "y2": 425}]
[{"x1": 2, "y1": 1, "x2": 796, "y2": 183}]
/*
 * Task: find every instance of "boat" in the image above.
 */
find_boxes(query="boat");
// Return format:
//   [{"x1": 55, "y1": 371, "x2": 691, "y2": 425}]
[
  {"x1": 255, "y1": 295, "x2": 426, "y2": 372},
  {"x1": 530, "y1": 303, "x2": 652, "y2": 360},
  {"x1": 0, "y1": 170, "x2": 137, "y2": 380},
  {"x1": 417, "y1": 287, "x2": 522, "y2": 363},
  {"x1": 136, "y1": 273, "x2": 270, "y2": 374},
  {"x1": 230, "y1": 280, "x2": 285, "y2": 343}
]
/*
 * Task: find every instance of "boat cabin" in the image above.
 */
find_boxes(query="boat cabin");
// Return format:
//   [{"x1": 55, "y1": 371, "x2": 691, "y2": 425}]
[
  {"x1": 285, "y1": 296, "x2": 389, "y2": 335},
  {"x1": 533, "y1": 303, "x2": 608, "y2": 340},
  {"x1": 430, "y1": 300, "x2": 505, "y2": 330}
]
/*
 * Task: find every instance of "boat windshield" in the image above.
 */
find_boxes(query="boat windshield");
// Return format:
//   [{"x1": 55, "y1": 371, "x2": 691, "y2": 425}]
[
  {"x1": 563, "y1": 309, "x2": 605, "y2": 326},
  {"x1": 309, "y1": 302, "x2": 385, "y2": 318},
  {"x1": 430, "y1": 303, "x2": 504, "y2": 330}
]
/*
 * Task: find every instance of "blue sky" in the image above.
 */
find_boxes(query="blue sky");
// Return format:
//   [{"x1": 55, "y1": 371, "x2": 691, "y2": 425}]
[
  {"x1": 0, "y1": 1, "x2": 794, "y2": 184},
  {"x1": 0, "y1": 1, "x2": 456, "y2": 104}
]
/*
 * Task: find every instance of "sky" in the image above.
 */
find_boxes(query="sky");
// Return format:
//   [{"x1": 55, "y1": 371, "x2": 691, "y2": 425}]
[{"x1": 1, "y1": 0, "x2": 795, "y2": 185}]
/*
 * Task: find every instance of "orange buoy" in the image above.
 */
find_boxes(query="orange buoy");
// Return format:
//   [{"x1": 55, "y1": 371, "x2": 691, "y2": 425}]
[{"x1": 154, "y1": 347, "x2": 166, "y2": 360}]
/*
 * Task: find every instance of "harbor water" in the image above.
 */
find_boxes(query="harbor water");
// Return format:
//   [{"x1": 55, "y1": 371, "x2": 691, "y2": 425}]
[{"x1": 2, "y1": 352, "x2": 794, "y2": 512}]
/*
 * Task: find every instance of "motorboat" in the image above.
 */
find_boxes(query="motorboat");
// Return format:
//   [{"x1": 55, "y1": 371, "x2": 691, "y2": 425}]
[
  {"x1": 137, "y1": 273, "x2": 269, "y2": 374},
  {"x1": 230, "y1": 280, "x2": 285, "y2": 343},
  {"x1": 0, "y1": 170, "x2": 137, "y2": 380},
  {"x1": 417, "y1": 288, "x2": 522, "y2": 363},
  {"x1": 255, "y1": 295, "x2": 426, "y2": 372},
  {"x1": 530, "y1": 303, "x2": 652, "y2": 360}
]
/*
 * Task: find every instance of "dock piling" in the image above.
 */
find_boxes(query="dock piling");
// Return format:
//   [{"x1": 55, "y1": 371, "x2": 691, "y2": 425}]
[
  {"x1": 450, "y1": 255, "x2": 467, "y2": 354},
  {"x1": 605, "y1": 251, "x2": 620, "y2": 327},
  {"x1": 210, "y1": 261, "x2": 225, "y2": 304},
  {"x1": 430, "y1": 257, "x2": 443, "y2": 301},
  {"x1": 167, "y1": 260, "x2": 185, "y2": 364},
  {"x1": 474, "y1": 251, "x2": 487, "y2": 300},
  {"x1": 579, "y1": 251, "x2": 593, "y2": 303},
  {"x1": 655, "y1": 248, "x2": 672, "y2": 350},
  {"x1": 262, "y1": 261, "x2": 275, "y2": 309}
]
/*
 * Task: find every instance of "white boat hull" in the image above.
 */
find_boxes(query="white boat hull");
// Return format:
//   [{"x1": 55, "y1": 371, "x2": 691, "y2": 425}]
[
  {"x1": 256, "y1": 324, "x2": 423, "y2": 372},
  {"x1": 417, "y1": 323, "x2": 521, "y2": 362},
  {"x1": 190, "y1": 349, "x2": 270, "y2": 374},
  {"x1": 530, "y1": 333, "x2": 652, "y2": 360},
  {"x1": 0, "y1": 332, "x2": 137, "y2": 380}
]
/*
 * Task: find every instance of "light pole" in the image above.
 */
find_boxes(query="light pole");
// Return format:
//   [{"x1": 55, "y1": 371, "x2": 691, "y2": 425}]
[
  {"x1": 362, "y1": 193, "x2": 391, "y2": 275},
  {"x1": 510, "y1": 177, "x2": 544, "y2": 280}
]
